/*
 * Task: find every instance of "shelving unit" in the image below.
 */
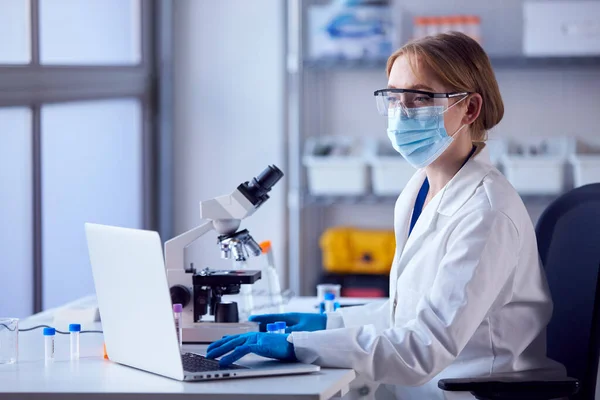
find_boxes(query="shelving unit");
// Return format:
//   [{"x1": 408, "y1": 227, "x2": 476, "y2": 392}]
[
  {"x1": 303, "y1": 58, "x2": 389, "y2": 70},
  {"x1": 286, "y1": 0, "x2": 600, "y2": 296},
  {"x1": 488, "y1": 56, "x2": 600, "y2": 69},
  {"x1": 302, "y1": 194, "x2": 398, "y2": 207},
  {"x1": 304, "y1": 56, "x2": 600, "y2": 70},
  {"x1": 302, "y1": 193, "x2": 558, "y2": 208}
]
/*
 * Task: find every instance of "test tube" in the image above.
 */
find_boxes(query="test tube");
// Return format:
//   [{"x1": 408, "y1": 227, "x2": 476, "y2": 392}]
[
  {"x1": 274, "y1": 321, "x2": 286, "y2": 334},
  {"x1": 266, "y1": 323, "x2": 278, "y2": 334},
  {"x1": 173, "y1": 304, "x2": 183, "y2": 349},
  {"x1": 69, "y1": 324, "x2": 81, "y2": 360},
  {"x1": 43, "y1": 327, "x2": 55, "y2": 362},
  {"x1": 324, "y1": 293, "x2": 336, "y2": 313}
]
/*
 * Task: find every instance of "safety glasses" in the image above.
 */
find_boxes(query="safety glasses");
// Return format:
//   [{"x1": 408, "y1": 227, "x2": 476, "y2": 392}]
[{"x1": 374, "y1": 89, "x2": 470, "y2": 117}]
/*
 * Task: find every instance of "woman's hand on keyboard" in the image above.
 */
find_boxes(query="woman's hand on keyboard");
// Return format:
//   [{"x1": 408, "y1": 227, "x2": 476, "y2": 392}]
[{"x1": 206, "y1": 332, "x2": 297, "y2": 366}]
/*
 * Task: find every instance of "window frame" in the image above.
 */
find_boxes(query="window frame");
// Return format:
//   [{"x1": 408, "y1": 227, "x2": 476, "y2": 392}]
[{"x1": 0, "y1": 0, "x2": 172, "y2": 313}]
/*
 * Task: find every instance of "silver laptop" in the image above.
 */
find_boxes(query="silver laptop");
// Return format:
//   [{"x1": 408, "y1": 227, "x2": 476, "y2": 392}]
[{"x1": 85, "y1": 223, "x2": 319, "y2": 381}]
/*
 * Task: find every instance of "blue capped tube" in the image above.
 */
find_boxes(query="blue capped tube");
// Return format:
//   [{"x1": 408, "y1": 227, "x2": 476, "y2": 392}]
[
  {"x1": 43, "y1": 327, "x2": 55, "y2": 362},
  {"x1": 69, "y1": 324, "x2": 81, "y2": 360},
  {"x1": 266, "y1": 323, "x2": 278, "y2": 334},
  {"x1": 324, "y1": 292, "x2": 336, "y2": 313},
  {"x1": 274, "y1": 321, "x2": 286, "y2": 334}
]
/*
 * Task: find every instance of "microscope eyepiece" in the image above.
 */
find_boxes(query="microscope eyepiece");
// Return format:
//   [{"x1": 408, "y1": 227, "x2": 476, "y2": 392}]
[
  {"x1": 254, "y1": 165, "x2": 283, "y2": 193},
  {"x1": 238, "y1": 165, "x2": 284, "y2": 207}
]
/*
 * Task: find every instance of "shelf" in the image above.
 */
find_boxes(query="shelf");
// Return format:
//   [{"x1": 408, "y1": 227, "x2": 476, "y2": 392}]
[
  {"x1": 303, "y1": 56, "x2": 600, "y2": 71},
  {"x1": 303, "y1": 193, "x2": 558, "y2": 207},
  {"x1": 303, "y1": 194, "x2": 398, "y2": 207},
  {"x1": 303, "y1": 58, "x2": 387, "y2": 70},
  {"x1": 489, "y1": 56, "x2": 600, "y2": 69}
]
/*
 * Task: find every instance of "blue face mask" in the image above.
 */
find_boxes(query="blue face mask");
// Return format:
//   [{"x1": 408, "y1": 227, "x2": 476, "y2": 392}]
[{"x1": 387, "y1": 100, "x2": 467, "y2": 169}]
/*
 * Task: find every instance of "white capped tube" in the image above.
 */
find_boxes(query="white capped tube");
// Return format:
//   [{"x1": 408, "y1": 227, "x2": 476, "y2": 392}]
[
  {"x1": 43, "y1": 327, "x2": 55, "y2": 362},
  {"x1": 69, "y1": 324, "x2": 81, "y2": 360}
]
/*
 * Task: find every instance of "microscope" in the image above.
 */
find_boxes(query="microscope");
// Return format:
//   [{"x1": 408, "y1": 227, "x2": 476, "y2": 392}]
[{"x1": 165, "y1": 165, "x2": 284, "y2": 343}]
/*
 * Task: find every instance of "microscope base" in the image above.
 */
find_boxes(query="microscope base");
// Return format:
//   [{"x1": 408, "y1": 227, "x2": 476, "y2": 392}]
[{"x1": 182, "y1": 322, "x2": 259, "y2": 344}]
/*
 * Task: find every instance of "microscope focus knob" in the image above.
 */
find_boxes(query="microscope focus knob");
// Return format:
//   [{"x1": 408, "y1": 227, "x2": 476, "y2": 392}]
[{"x1": 170, "y1": 285, "x2": 191, "y2": 308}]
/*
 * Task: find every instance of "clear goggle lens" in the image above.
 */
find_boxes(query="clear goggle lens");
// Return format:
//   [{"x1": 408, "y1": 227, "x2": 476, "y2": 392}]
[{"x1": 375, "y1": 90, "x2": 466, "y2": 117}]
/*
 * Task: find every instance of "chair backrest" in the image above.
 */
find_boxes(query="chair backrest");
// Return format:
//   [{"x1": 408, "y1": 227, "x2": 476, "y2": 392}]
[{"x1": 536, "y1": 183, "x2": 600, "y2": 400}]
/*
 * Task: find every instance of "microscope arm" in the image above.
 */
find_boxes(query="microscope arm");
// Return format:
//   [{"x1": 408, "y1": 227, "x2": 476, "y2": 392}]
[{"x1": 164, "y1": 221, "x2": 215, "y2": 272}]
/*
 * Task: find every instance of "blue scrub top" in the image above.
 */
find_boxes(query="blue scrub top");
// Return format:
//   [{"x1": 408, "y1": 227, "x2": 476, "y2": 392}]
[{"x1": 409, "y1": 146, "x2": 477, "y2": 237}]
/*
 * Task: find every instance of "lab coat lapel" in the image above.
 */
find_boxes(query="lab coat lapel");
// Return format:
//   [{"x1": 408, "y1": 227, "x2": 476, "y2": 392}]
[
  {"x1": 396, "y1": 185, "x2": 443, "y2": 269},
  {"x1": 390, "y1": 144, "x2": 494, "y2": 321},
  {"x1": 388, "y1": 170, "x2": 426, "y2": 305}
]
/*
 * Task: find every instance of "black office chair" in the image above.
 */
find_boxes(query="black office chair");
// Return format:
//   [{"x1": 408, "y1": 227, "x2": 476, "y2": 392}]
[{"x1": 439, "y1": 184, "x2": 600, "y2": 399}]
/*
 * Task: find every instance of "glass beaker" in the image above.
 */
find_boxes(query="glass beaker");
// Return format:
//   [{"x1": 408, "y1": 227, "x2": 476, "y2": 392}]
[
  {"x1": 0, "y1": 318, "x2": 18, "y2": 364},
  {"x1": 317, "y1": 284, "x2": 341, "y2": 300}
]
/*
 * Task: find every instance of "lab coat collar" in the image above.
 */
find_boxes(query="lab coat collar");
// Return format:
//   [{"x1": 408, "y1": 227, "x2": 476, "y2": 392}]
[{"x1": 436, "y1": 143, "x2": 494, "y2": 217}]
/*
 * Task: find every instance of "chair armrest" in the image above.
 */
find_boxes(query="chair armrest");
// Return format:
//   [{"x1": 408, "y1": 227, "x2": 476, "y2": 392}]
[{"x1": 438, "y1": 376, "x2": 579, "y2": 400}]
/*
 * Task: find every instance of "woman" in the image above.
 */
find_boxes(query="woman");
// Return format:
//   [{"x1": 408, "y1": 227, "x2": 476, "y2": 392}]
[{"x1": 207, "y1": 32, "x2": 564, "y2": 399}]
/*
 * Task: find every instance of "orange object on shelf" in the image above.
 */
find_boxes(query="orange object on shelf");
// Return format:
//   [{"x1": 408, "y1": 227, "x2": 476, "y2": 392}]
[
  {"x1": 414, "y1": 16, "x2": 429, "y2": 26},
  {"x1": 447, "y1": 15, "x2": 462, "y2": 25},
  {"x1": 464, "y1": 15, "x2": 481, "y2": 24},
  {"x1": 320, "y1": 227, "x2": 395, "y2": 275},
  {"x1": 259, "y1": 240, "x2": 272, "y2": 254},
  {"x1": 103, "y1": 343, "x2": 108, "y2": 359}
]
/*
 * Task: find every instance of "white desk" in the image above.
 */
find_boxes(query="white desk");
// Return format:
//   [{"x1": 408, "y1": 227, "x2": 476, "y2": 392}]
[{"x1": 0, "y1": 296, "x2": 363, "y2": 400}]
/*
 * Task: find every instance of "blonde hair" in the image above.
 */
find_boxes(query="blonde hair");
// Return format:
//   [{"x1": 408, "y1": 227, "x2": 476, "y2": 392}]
[{"x1": 386, "y1": 32, "x2": 504, "y2": 142}]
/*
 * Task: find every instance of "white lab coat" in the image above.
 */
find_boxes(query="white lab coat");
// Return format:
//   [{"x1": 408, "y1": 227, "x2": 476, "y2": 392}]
[{"x1": 290, "y1": 145, "x2": 565, "y2": 399}]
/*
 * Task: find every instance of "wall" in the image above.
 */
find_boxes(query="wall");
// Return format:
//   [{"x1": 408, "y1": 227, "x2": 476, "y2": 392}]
[{"x1": 172, "y1": 1, "x2": 286, "y2": 286}]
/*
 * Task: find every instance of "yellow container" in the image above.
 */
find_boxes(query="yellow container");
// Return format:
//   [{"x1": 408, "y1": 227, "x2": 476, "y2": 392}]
[{"x1": 320, "y1": 227, "x2": 395, "y2": 275}]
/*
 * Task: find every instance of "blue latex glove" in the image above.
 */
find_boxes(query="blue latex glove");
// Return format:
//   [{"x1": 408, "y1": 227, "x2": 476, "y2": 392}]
[
  {"x1": 206, "y1": 332, "x2": 297, "y2": 366},
  {"x1": 249, "y1": 312, "x2": 327, "y2": 333}
]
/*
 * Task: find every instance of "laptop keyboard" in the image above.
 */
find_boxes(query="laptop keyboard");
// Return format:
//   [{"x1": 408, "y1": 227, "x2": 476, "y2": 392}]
[{"x1": 182, "y1": 352, "x2": 248, "y2": 372}]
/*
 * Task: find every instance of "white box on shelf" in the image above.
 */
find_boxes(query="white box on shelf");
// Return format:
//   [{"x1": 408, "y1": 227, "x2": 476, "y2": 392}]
[
  {"x1": 500, "y1": 136, "x2": 574, "y2": 195},
  {"x1": 524, "y1": 1, "x2": 600, "y2": 56},
  {"x1": 303, "y1": 136, "x2": 371, "y2": 195},
  {"x1": 569, "y1": 139, "x2": 600, "y2": 187},
  {"x1": 370, "y1": 141, "x2": 414, "y2": 196},
  {"x1": 503, "y1": 158, "x2": 564, "y2": 195},
  {"x1": 570, "y1": 155, "x2": 600, "y2": 187}
]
